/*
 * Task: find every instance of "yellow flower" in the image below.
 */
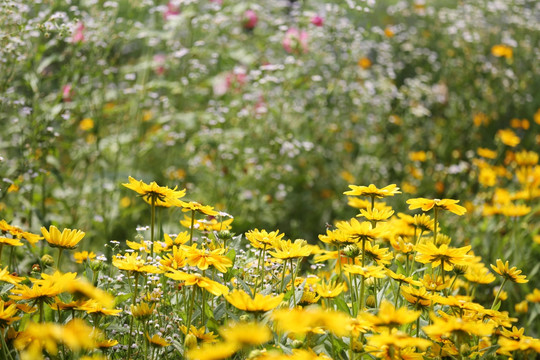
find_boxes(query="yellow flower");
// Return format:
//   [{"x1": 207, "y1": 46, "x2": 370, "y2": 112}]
[
  {"x1": 335, "y1": 218, "x2": 381, "y2": 243},
  {"x1": 0, "y1": 300, "x2": 20, "y2": 327},
  {"x1": 343, "y1": 264, "x2": 387, "y2": 279},
  {"x1": 423, "y1": 314, "x2": 495, "y2": 338},
  {"x1": 245, "y1": 228, "x2": 284, "y2": 249},
  {"x1": 187, "y1": 341, "x2": 239, "y2": 360},
  {"x1": 160, "y1": 245, "x2": 188, "y2": 270},
  {"x1": 409, "y1": 151, "x2": 427, "y2": 162},
  {"x1": 225, "y1": 289, "x2": 284, "y2": 312},
  {"x1": 180, "y1": 201, "x2": 219, "y2": 216},
  {"x1": 180, "y1": 325, "x2": 219, "y2": 343},
  {"x1": 318, "y1": 228, "x2": 356, "y2": 247},
  {"x1": 41, "y1": 225, "x2": 85, "y2": 250},
  {"x1": 79, "y1": 118, "x2": 94, "y2": 131},
  {"x1": 185, "y1": 245, "x2": 233, "y2": 272},
  {"x1": 0, "y1": 236, "x2": 23, "y2": 247},
  {"x1": 365, "y1": 301, "x2": 421, "y2": 329},
  {"x1": 526, "y1": 288, "x2": 540, "y2": 303},
  {"x1": 491, "y1": 44, "x2": 513, "y2": 59},
  {"x1": 122, "y1": 176, "x2": 186, "y2": 207},
  {"x1": 0, "y1": 267, "x2": 24, "y2": 285},
  {"x1": 180, "y1": 215, "x2": 233, "y2": 232},
  {"x1": 501, "y1": 203, "x2": 531, "y2": 217},
  {"x1": 464, "y1": 264, "x2": 496, "y2": 285},
  {"x1": 344, "y1": 184, "x2": 401, "y2": 198},
  {"x1": 477, "y1": 147, "x2": 498, "y2": 159},
  {"x1": 165, "y1": 271, "x2": 229, "y2": 296},
  {"x1": 364, "y1": 242, "x2": 394, "y2": 266},
  {"x1": 131, "y1": 301, "x2": 155, "y2": 319},
  {"x1": 268, "y1": 239, "x2": 312, "y2": 260},
  {"x1": 357, "y1": 208, "x2": 394, "y2": 222},
  {"x1": 73, "y1": 251, "x2": 96, "y2": 264},
  {"x1": 358, "y1": 57, "x2": 372, "y2": 69},
  {"x1": 386, "y1": 269, "x2": 422, "y2": 287},
  {"x1": 76, "y1": 299, "x2": 122, "y2": 316},
  {"x1": 406, "y1": 198, "x2": 467, "y2": 215},
  {"x1": 315, "y1": 280, "x2": 345, "y2": 298},
  {"x1": 112, "y1": 252, "x2": 163, "y2": 274},
  {"x1": 498, "y1": 337, "x2": 540, "y2": 355},
  {"x1": 515, "y1": 300, "x2": 528, "y2": 314},
  {"x1": 146, "y1": 333, "x2": 171, "y2": 347},
  {"x1": 347, "y1": 197, "x2": 393, "y2": 210},
  {"x1": 272, "y1": 306, "x2": 351, "y2": 337},
  {"x1": 401, "y1": 286, "x2": 432, "y2": 307},
  {"x1": 415, "y1": 243, "x2": 472, "y2": 271},
  {"x1": 490, "y1": 259, "x2": 528, "y2": 283},
  {"x1": 514, "y1": 150, "x2": 538, "y2": 166},
  {"x1": 496, "y1": 129, "x2": 520, "y2": 147},
  {"x1": 367, "y1": 329, "x2": 431, "y2": 350},
  {"x1": 219, "y1": 322, "x2": 272, "y2": 346}
]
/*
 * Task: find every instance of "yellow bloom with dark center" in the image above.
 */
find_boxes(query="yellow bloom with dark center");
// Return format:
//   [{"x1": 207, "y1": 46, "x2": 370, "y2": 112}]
[
  {"x1": 496, "y1": 129, "x2": 520, "y2": 147},
  {"x1": 180, "y1": 201, "x2": 218, "y2": 216},
  {"x1": 73, "y1": 251, "x2": 96, "y2": 264},
  {"x1": 357, "y1": 208, "x2": 394, "y2": 222},
  {"x1": 245, "y1": 228, "x2": 284, "y2": 249},
  {"x1": 386, "y1": 269, "x2": 422, "y2": 287},
  {"x1": 407, "y1": 198, "x2": 467, "y2": 215},
  {"x1": 112, "y1": 252, "x2": 163, "y2": 274},
  {"x1": 413, "y1": 213, "x2": 435, "y2": 233},
  {"x1": 41, "y1": 225, "x2": 85, "y2": 250},
  {"x1": 432, "y1": 295, "x2": 485, "y2": 313},
  {"x1": 165, "y1": 271, "x2": 229, "y2": 296},
  {"x1": 318, "y1": 228, "x2": 356, "y2": 247},
  {"x1": 219, "y1": 322, "x2": 272, "y2": 346},
  {"x1": 401, "y1": 286, "x2": 432, "y2": 307},
  {"x1": 500, "y1": 326, "x2": 526, "y2": 341},
  {"x1": 131, "y1": 301, "x2": 155, "y2": 319},
  {"x1": 365, "y1": 301, "x2": 421, "y2": 329},
  {"x1": 146, "y1": 333, "x2": 171, "y2": 347},
  {"x1": 344, "y1": 264, "x2": 387, "y2": 279},
  {"x1": 10, "y1": 272, "x2": 75, "y2": 304},
  {"x1": 180, "y1": 215, "x2": 233, "y2": 232},
  {"x1": 367, "y1": 329, "x2": 431, "y2": 350},
  {"x1": 423, "y1": 314, "x2": 494, "y2": 338},
  {"x1": 268, "y1": 239, "x2": 312, "y2": 260},
  {"x1": 187, "y1": 341, "x2": 239, "y2": 360},
  {"x1": 185, "y1": 245, "x2": 233, "y2": 272},
  {"x1": 498, "y1": 337, "x2": 540, "y2": 355},
  {"x1": 0, "y1": 266, "x2": 24, "y2": 285},
  {"x1": 415, "y1": 243, "x2": 472, "y2": 271},
  {"x1": 123, "y1": 176, "x2": 186, "y2": 207},
  {"x1": 272, "y1": 306, "x2": 351, "y2": 336},
  {"x1": 336, "y1": 218, "x2": 381, "y2": 243},
  {"x1": 344, "y1": 184, "x2": 401, "y2": 198},
  {"x1": 225, "y1": 289, "x2": 284, "y2": 312},
  {"x1": 490, "y1": 259, "x2": 528, "y2": 283},
  {"x1": 364, "y1": 242, "x2": 394, "y2": 266},
  {"x1": 0, "y1": 300, "x2": 20, "y2": 327},
  {"x1": 316, "y1": 280, "x2": 345, "y2": 298}
]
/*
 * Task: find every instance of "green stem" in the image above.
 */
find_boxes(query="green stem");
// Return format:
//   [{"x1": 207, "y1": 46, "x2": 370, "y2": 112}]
[
  {"x1": 359, "y1": 275, "x2": 366, "y2": 311},
  {"x1": 290, "y1": 259, "x2": 296, "y2": 307},
  {"x1": 416, "y1": 315, "x2": 420, "y2": 337},
  {"x1": 279, "y1": 259, "x2": 288, "y2": 293},
  {"x1": 491, "y1": 278, "x2": 508, "y2": 309},
  {"x1": 56, "y1": 248, "x2": 63, "y2": 271},
  {"x1": 189, "y1": 210, "x2": 195, "y2": 246},
  {"x1": 150, "y1": 196, "x2": 156, "y2": 258},
  {"x1": 186, "y1": 286, "x2": 196, "y2": 328},
  {"x1": 433, "y1": 208, "x2": 439, "y2": 245}
]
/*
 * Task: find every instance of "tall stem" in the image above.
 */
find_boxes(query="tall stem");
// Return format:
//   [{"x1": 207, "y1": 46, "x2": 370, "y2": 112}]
[
  {"x1": 433, "y1": 208, "x2": 439, "y2": 245},
  {"x1": 189, "y1": 210, "x2": 195, "y2": 246},
  {"x1": 150, "y1": 196, "x2": 156, "y2": 258},
  {"x1": 57, "y1": 248, "x2": 63, "y2": 271},
  {"x1": 279, "y1": 259, "x2": 288, "y2": 293},
  {"x1": 491, "y1": 278, "x2": 508, "y2": 309}
]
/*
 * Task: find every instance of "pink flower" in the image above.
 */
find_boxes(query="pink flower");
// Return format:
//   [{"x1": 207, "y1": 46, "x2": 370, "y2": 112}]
[
  {"x1": 213, "y1": 67, "x2": 247, "y2": 96},
  {"x1": 310, "y1": 15, "x2": 324, "y2": 27},
  {"x1": 209, "y1": 0, "x2": 223, "y2": 5},
  {"x1": 72, "y1": 22, "x2": 85, "y2": 43},
  {"x1": 62, "y1": 84, "x2": 73, "y2": 102},
  {"x1": 163, "y1": 1, "x2": 180, "y2": 20},
  {"x1": 243, "y1": 9, "x2": 258, "y2": 30},
  {"x1": 282, "y1": 28, "x2": 309, "y2": 54},
  {"x1": 153, "y1": 54, "x2": 167, "y2": 75}
]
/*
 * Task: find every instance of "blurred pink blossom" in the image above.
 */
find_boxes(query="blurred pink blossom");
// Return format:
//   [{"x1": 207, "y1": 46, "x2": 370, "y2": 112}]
[
  {"x1": 72, "y1": 22, "x2": 85, "y2": 43},
  {"x1": 209, "y1": 0, "x2": 223, "y2": 5},
  {"x1": 62, "y1": 84, "x2": 73, "y2": 102},
  {"x1": 243, "y1": 9, "x2": 258, "y2": 30},
  {"x1": 213, "y1": 67, "x2": 247, "y2": 96},
  {"x1": 163, "y1": 2, "x2": 180, "y2": 20},
  {"x1": 310, "y1": 15, "x2": 324, "y2": 27},
  {"x1": 283, "y1": 28, "x2": 309, "y2": 54},
  {"x1": 154, "y1": 54, "x2": 167, "y2": 75}
]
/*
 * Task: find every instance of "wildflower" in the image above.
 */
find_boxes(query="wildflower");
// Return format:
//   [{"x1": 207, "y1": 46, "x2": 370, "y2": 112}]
[
  {"x1": 409, "y1": 151, "x2": 427, "y2": 162},
  {"x1": 73, "y1": 251, "x2": 96, "y2": 264},
  {"x1": 160, "y1": 245, "x2": 188, "y2": 270},
  {"x1": 41, "y1": 225, "x2": 85, "y2": 250},
  {"x1": 515, "y1": 300, "x2": 528, "y2": 313},
  {"x1": 420, "y1": 274, "x2": 450, "y2": 292},
  {"x1": 243, "y1": 10, "x2": 258, "y2": 30},
  {"x1": 401, "y1": 286, "x2": 432, "y2": 307},
  {"x1": 219, "y1": 322, "x2": 272, "y2": 346},
  {"x1": 464, "y1": 264, "x2": 496, "y2": 285},
  {"x1": 79, "y1": 118, "x2": 94, "y2": 131},
  {"x1": 181, "y1": 201, "x2": 219, "y2": 216},
  {"x1": 146, "y1": 333, "x2": 171, "y2": 347},
  {"x1": 515, "y1": 150, "x2": 539, "y2": 166},
  {"x1": 490, "y1": 259, "x2": 528, "y2": 283},
  {"x1": 423, "y1": 314, "x2": 495, "y2": 338},
  {"x1": 407, "y1": 198, "x2": 467, "y2": 215},
  {"x1": 318, "y1": 228, "x2": 356, "y2": 247},
  {"x1": 187, "y1": 341, "x2": 239, "y2": 360},
  {"x1": 344, "y1": 184, "x2": 401, "y2": 198},
  {"x1": 268, "y1": 239, "x2": 312, "y2": 260},
  {"x1": 386, "y1": 269, "x2": 422, "y2": 287},
  {"x1": 180, "y1": 325, "x2": 219, "y2": 344},
  {"x1": 180, "y1": 216, "x2": 233, "y2": 232},
  {"x1": 131, "y1": 302, "x2": 155, "y2": 319},
  {"x1": 163, "y1": 1, "x2": 180, "y2": 20},
  {"x1": 315, "y1": 280, "x2": 345, "y2": 299},
  {"x1": 347, "y1": 197, "x2": 393, "y2": 210},
  {"x1": 415, "y1": 243, "x2": 472, "y2": 271},
  {"x1": 501, "y1": 203, "x2": 531, "y2": 217},
  {"x1": 477, "y1": 147, "x2": 497, "y2": 159},
  {"x1": 122, "y1": 176, "x2": 186, "y2": 207},
  {"x1": 0, "y1": 300, "x2": 20, "y2": 327},
  {"x1": 185, "y1": 245, "x2": 233, "y2": 272},
  {"x1": 0, "y1": 236, "x2": 23, "y2": 247},
  {"x1": 310, "y1": 15, "x2": 324, "y2": 27},
  {"x1": 0, "y1": 267, "x2": 24, "y2": 285},
  {"x1": 496, "y1": 129, "x2": 520, "y2": 147},
  {"x1": 363, "y1": 242, "x2": 394, "y2": 266},
  {"x1": 76, "y1": 299, "x2": 121, "y2": 316},
  {"x1": 272, "y1": 306, "x2": 350, "y2": 336},
  {"x1": 165, "y1": 271, "x2": 229, "y2": 296},
  {"x1": 283, "y1": 28, "x2": 309, "y2": 54},
  {"x1": 343, "y1": 264, "x2": 387, "y2": 279},
  {"x1": 72, "y1": 22, "x2": 85, "y2": 43},
  {"x1": 357, "y1": 208, "x2": 394, "y2": 222},
  {"x1": 336, "y1": 219, "x2": 381, "y2": 243},
  {"x1": 526, "y1": 289, "x2": 540, "y2": 303},
  {"x1": 491, "y1": 44, "x2": 513, "y2": 59},
  {"x1": 245, "y1": 228, "x2": 284, "y2": 249},
  {"x1": 112, "y1": 252, "x2": 163, "y2": 274},
  {"x1": 367, "y1": 329, "x2": 431, "y2": 350},
  {"x1": 358, "y1": 57, "x2": 372, "y2": 69},
  {"x1": 498, "y1": 337, "x2": 540, "y2": 355},
  {"x1": 225, "y1": 289, "x2": 283, "y2": 312}
]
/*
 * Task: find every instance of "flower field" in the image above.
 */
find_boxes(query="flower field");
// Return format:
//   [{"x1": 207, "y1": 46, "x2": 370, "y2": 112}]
[{"x1": 0, "y1": 0, "x2": 539, "y2": 359}]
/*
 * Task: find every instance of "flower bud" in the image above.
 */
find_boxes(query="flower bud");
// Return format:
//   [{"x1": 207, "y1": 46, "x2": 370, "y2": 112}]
[
  {"x1": 344, "y1": 244, "x2": 360, "y2": 258},
  {"x1": 292, "y1": 340, "x2": 303, "y2": 349},
  {"x1": 366, "y1": 295, "x2": 376, "y2": 308},
  {"x1": 41, "y1": 254, "x2": 54, "y2": 267},
  {"x1": 184, "y1": 333, "x2": 197, "y2": 349}
]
